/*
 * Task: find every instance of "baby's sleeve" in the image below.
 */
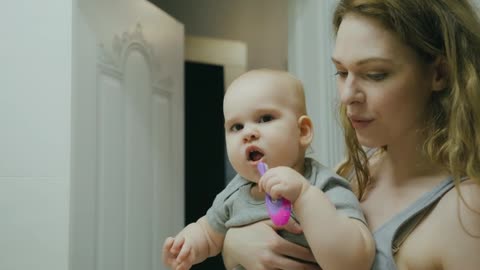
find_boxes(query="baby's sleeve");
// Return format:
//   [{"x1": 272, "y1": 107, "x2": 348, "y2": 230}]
[
  {"x1": 205, "y1": 175, "x2": 248, "y2": 234},
  {"x1": 322, "y1": 178, "x2": 366, "y2": 224},
  {"x1": 312, "y1": 167, "x2": 366, "y2": 224}
]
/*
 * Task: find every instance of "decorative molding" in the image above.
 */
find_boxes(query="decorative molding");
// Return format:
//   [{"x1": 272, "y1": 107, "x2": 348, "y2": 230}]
[{"x1": 97, "y1": 23, "x2": 174, "y2": 92}]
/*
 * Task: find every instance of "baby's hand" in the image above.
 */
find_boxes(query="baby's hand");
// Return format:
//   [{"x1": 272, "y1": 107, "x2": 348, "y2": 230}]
[
  {"x1": 258, "y1": 166, "x2": 310, "y2": 203},
  {"x1": 162, "y1": 236, "x2": 196, "y2": 270}
]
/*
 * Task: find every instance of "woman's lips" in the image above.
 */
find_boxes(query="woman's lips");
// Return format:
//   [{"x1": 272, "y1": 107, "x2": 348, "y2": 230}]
[{"x1": 349, "y1": 117, "x2": 374, "y2": 129}]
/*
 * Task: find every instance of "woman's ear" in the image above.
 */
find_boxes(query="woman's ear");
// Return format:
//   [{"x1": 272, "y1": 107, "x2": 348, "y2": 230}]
[
  {"x1": 298, "y1": 115, "x2": 313, "y2": 148},
  {"x1": 431, "y1": 56, "x2": 449, "y2": 92}
]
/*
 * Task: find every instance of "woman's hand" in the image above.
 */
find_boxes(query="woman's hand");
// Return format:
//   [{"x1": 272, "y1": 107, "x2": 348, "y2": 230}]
[{"x1": 222, "y1": 220, "x2": 320, "y2": 270}]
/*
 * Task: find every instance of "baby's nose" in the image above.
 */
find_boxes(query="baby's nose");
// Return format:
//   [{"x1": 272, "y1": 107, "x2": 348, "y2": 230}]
[{"x1": 242, "y1": 126, "x2": 259, "y2": 142}]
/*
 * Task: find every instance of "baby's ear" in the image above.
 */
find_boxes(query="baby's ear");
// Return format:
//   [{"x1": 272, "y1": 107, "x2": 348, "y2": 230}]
[{"x1": 298, "y1": 115, "x2": 313, "y2": 148}]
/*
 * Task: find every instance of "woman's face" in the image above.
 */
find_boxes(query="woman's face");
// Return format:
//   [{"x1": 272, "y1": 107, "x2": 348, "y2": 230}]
[{"x1": 332, "y1": 13, "x2": 435, "y2": 148}]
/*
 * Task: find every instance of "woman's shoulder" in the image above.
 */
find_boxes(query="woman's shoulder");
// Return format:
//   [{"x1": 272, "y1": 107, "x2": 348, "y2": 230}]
[
  {"x1": 396, "y1": 179, "x2": 480, "y2": 269},
  {"x1": 430, "y1": 179, "x2": 480, "y2": 268},
  {"x1": 441, "y1": 178, "x2": 480, "y2": 227},
  {"x1": 437, "y1": 179, "x2": 480, "y2": 229}
]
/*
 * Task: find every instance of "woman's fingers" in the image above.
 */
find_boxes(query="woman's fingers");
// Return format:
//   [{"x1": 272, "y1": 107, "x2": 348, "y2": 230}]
[
  {"x1": 255, "y1": 222, "x2": 318, "y2": 268},
  {"x1": 258, "y1": 220, "x2": 316, "y2": 264},
  {"x1": 273, "y1": 236, "x2": 317, "y2": 264},
  {"x1": 255, "y1": 247, "x2": 319, "y2": 270},
  {"x1": 262, "y1": 219, "x2": 303, "y2": 234},
  {"x1": 223, "y1": 221, "x2": 319, "y2": 270},
  {"x1": 271, "y1": 256, "x2": 321, "y2": 270}
]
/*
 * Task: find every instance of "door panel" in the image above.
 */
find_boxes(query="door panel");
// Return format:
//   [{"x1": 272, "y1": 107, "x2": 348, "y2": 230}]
[{"x1": 71, "y1": 1, "x2": 184, "y2": 270}]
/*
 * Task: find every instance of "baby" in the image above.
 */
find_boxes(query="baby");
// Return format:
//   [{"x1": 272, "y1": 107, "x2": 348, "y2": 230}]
[{"x1": 162, "y1": 69, "x2": 374, "y2": 270}]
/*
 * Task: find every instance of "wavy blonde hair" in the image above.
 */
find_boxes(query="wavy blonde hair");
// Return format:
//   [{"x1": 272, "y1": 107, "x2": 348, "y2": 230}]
[{"x1": 333, "y1": 0, "x2": 480, "y2": 200}]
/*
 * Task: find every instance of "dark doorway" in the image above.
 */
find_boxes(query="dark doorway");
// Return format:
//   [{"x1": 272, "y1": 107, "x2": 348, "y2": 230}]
[{"x1": 184, "y1": 61, "x2": 226, "y2": 269}]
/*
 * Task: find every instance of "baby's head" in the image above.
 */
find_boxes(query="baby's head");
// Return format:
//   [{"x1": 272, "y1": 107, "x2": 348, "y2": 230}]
[{"x1": 223, "y1": 69, "x2": 313, "y2": 182}]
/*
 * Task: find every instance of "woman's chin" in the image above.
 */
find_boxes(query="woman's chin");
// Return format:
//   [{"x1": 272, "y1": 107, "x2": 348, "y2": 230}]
[{"x1": 357, "y1": 136, "x2": 383, "y2": 149}]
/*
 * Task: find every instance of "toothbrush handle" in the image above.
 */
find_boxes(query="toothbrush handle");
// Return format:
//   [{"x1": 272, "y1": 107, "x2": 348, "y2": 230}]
[{"x1": 257, "y1": 162, "x2": 292, "y2": 226}]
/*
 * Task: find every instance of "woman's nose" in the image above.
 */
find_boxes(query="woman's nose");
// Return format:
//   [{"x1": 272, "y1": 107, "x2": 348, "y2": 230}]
[
  {"x1": 242, "y1": 126, "x2": 259, "y2": 143},
  {"x1": 339, "y1": 74, "x2": 364, "y2": 105}
]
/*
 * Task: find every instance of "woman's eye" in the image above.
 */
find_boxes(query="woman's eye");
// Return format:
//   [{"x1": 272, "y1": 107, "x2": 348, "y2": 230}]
[
  {"x1": 230, "y1": 123, "x2": 243, "y2": 132},
  {"x1": 334, "y1": 70, "x2": 348, "y2": 78},
  {"x1": 366, "y1": 73, "x2": 387, "y2": 81},
  {"x1": 259, "y1": 114, "x2": 274, "y2": 123}
]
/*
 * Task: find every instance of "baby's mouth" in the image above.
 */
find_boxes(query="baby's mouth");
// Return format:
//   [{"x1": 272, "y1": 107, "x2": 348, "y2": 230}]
[
  {"x1": 246, "y1": 146, "x2": 264, "y2": 162},
  {"x1": 249, "y1": 151, "x2": 264, "y2": 161}
]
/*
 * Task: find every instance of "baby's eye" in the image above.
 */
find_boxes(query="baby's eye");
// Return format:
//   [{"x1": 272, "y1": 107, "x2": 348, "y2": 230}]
[
  {"x1": 366, "y1": 73, "x2": 387, "y2": 81},
  {"x1": 259, "y1": 114, "x2": 274, "y2": 123},
  {"x1": 230, "y1": 123, "x2": 243, "y2": 132}
]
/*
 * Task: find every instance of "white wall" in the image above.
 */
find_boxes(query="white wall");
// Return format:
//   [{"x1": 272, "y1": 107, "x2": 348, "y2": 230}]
[
  {"x1": 0, "y1": 1, "x2": 72, "y2": 269},
  {"x1": 288, "y1": 0, "x2": 344, "y2": 167},
  {"x1": 185, "y1": 36, "x2": 247, "y2": 89},
  {"x1": 151, "y1": 0, "x2": 288, "y2": 71}
]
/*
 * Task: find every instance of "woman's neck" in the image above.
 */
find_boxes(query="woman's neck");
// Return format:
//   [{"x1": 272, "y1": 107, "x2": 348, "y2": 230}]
[{"x1": 374, "y1": 135, "x2": 447, "y2": 187}]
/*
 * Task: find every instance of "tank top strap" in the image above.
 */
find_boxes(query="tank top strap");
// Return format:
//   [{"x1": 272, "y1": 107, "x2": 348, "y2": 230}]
[
  {"x1": 371, "y1": 177, "x2": 458, "y2": 269},
  {"x1": 392, "y1": 176, "x2": 470, "y2": 253},
  {"x1": 372, "y1": 177, "x2": 468, "y2": 270},
  {"x1": 390, "y1": 178, "x2": 456, "y2": 252}
]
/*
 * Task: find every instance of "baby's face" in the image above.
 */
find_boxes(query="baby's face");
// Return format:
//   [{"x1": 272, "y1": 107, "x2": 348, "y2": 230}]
[{"x1": 223, "y1": 74, "x2": 305, "y2": 182}]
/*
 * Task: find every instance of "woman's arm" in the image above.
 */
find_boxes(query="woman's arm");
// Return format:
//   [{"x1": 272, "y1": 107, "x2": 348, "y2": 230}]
[{"x1": 222, "y1": 221, "x2": 321, "y2": 270}]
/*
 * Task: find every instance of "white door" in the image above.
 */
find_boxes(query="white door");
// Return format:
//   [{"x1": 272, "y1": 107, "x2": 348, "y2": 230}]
[{"x1": 70, "y1": 1, "x2": 184, "y2": 270}]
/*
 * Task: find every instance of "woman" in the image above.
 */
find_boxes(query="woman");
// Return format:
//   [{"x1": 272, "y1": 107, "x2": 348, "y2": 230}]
[{"x1": 222, "y1": 0, "x2": 480, "y2": 269}]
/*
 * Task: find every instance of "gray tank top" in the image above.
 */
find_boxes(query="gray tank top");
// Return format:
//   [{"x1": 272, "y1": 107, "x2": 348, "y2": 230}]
[{"x1": 371, "y1": 177, "x2": 456, "y2": 269}]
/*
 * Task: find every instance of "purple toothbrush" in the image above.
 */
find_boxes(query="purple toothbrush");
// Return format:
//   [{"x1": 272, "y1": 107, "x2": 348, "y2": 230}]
[{"x1": 257, "y1": 161, "x2": 292, "y2": 226}]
